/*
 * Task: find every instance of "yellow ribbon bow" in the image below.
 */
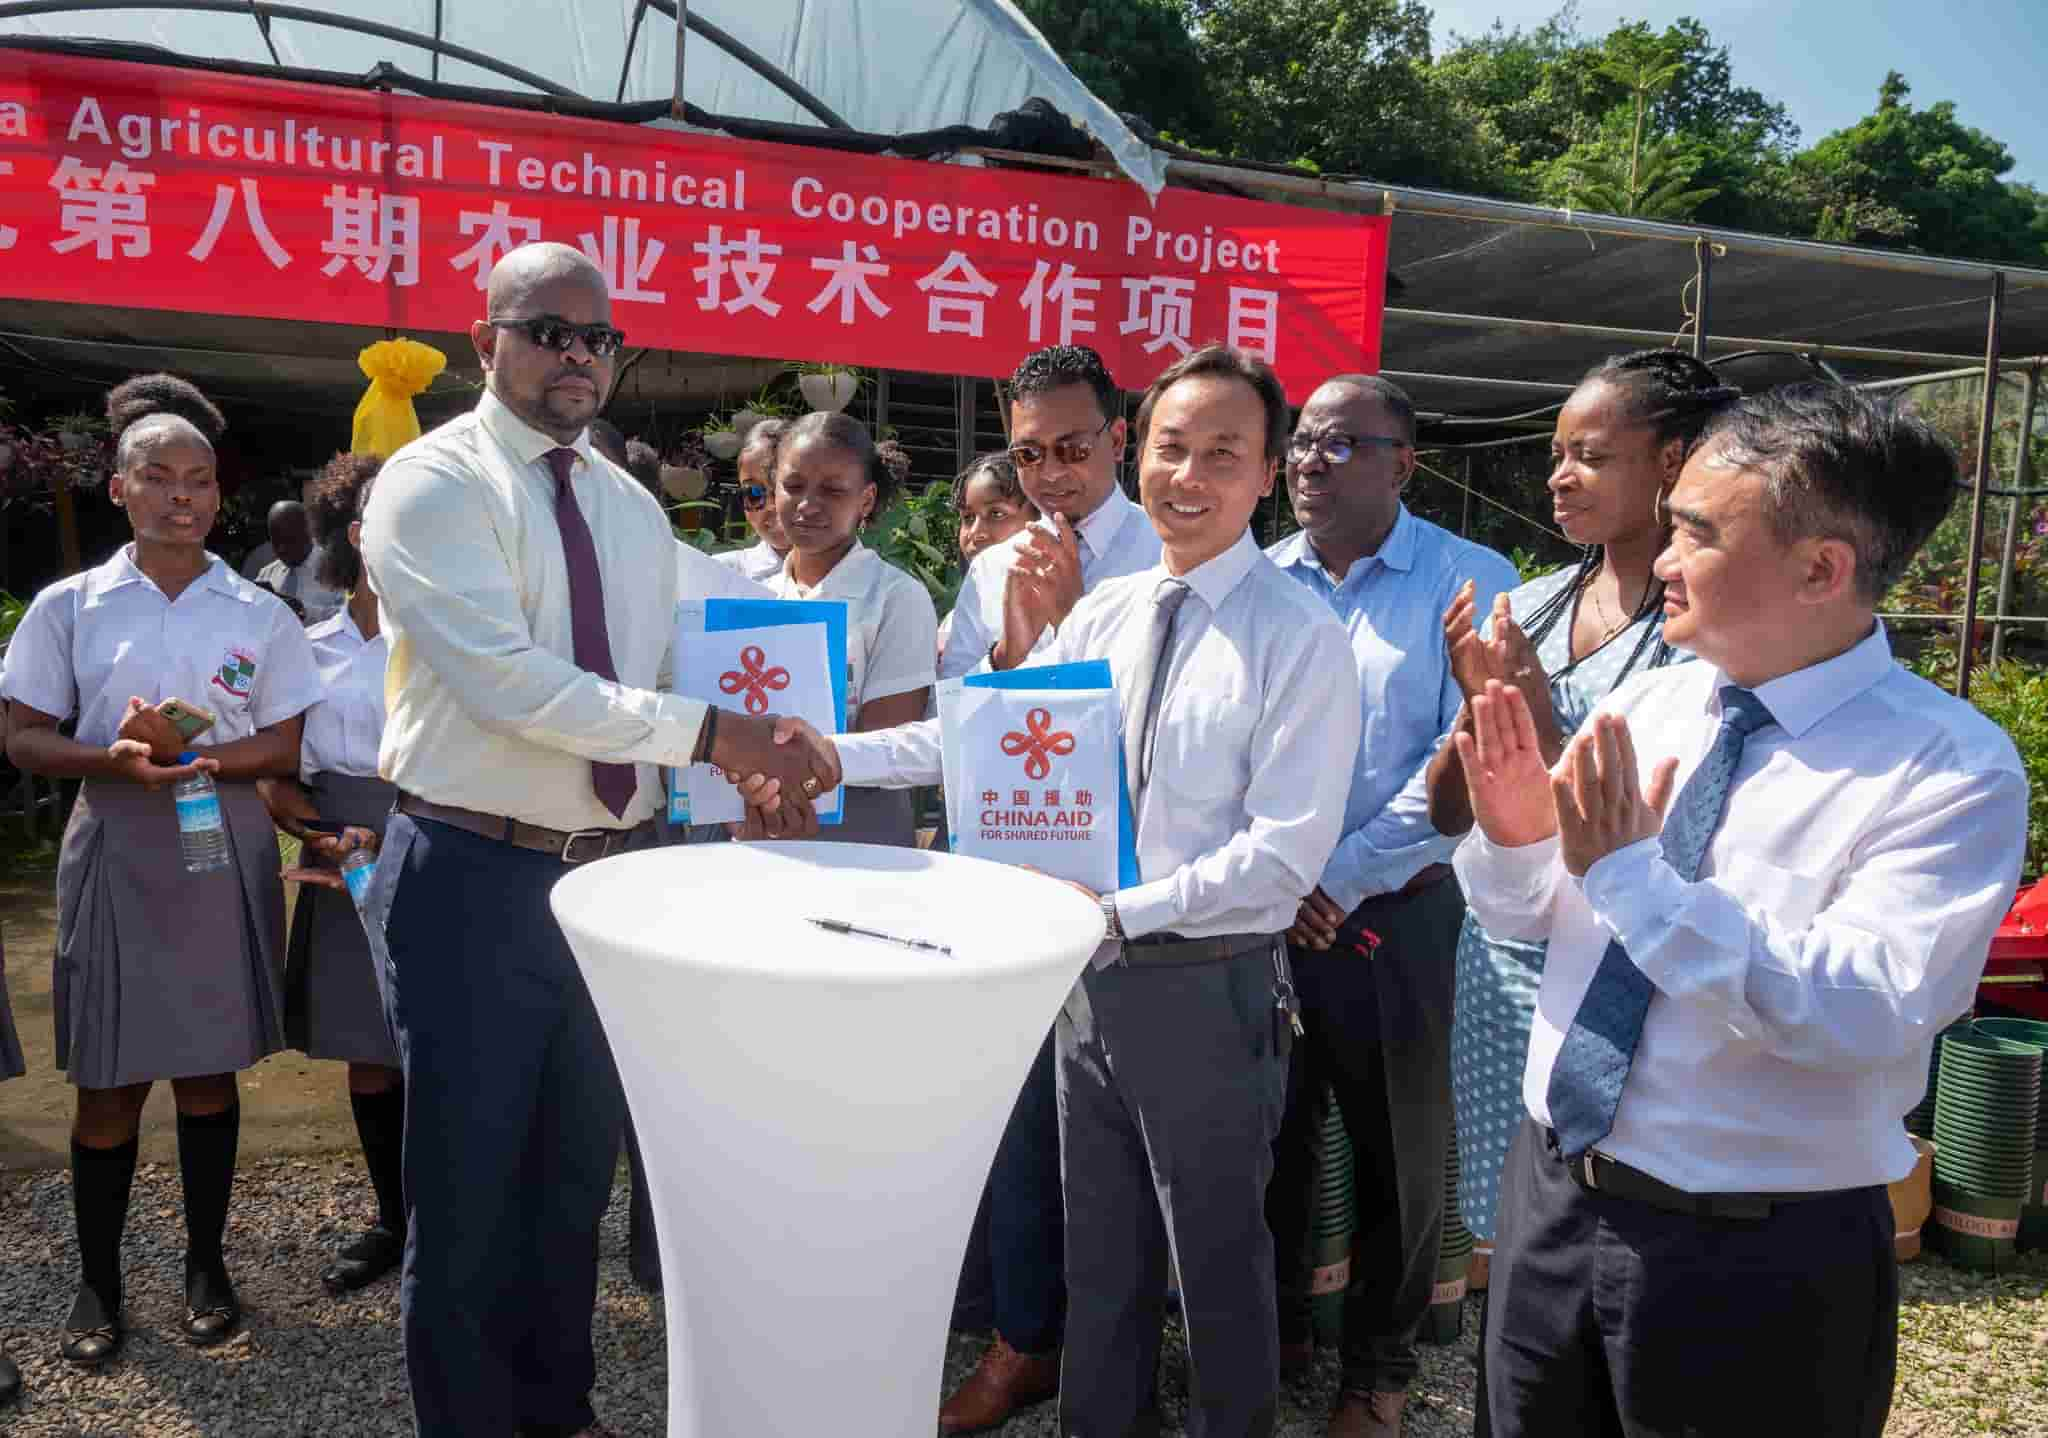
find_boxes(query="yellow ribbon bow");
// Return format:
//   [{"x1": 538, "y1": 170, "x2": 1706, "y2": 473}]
[{"x1": 350, "y1": 338, "x2": 448, "y2": 457}]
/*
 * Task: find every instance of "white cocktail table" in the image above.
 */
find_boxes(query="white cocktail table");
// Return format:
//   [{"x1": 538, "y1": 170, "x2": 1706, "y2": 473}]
[{"x1": 551, "y1": 841, "x2": 1105, "y2": 1437}]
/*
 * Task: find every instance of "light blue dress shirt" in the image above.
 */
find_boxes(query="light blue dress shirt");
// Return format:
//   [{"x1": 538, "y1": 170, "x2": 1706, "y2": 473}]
[{"x1": 1268, "y1": 506, "x2": 1518, "y2": 912}]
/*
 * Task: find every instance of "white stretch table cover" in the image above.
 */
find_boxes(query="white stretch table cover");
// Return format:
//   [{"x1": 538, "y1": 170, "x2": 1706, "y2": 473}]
[{"x1": 550, "y1": 841, "x2": 1105, "y2": 1437}]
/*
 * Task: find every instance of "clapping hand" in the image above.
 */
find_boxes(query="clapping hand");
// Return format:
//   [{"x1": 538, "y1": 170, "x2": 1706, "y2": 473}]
[
  {"x1": 1443, "y1": 583, "x2": 1561, "y2": 760},
  {"x1": 1553, "y1": 713, "x2": 1678, "y2": 878},
  {"x1": 996, "y1": 515, "x2": 1082, "y2": 668},
  {"x1": 1452, "y1": 682, "x2": 1559, "y2": 849}
]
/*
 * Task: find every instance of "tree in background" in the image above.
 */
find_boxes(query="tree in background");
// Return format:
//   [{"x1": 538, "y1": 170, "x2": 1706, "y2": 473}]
[
  {"x1": 1796, "y1": 72, "x2": 2048, "y2": 264},
  {"x1": 1014, "y1": 0, "x2": 1216, "y2": 145}
]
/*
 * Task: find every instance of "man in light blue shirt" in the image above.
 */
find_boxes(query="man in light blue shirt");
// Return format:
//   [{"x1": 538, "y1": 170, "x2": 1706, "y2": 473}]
[{"x1": 1264, "y1": 374, "x2": 1515, "y2": 1438}]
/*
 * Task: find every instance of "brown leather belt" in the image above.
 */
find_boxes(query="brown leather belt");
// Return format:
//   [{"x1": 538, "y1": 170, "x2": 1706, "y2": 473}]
[
  {"x1": 1540, "y1": 1127, "x2": 1853, "y2": 1221},
  {"x1": 395, "y1": 790, "x2": 651, "y2": 865}
]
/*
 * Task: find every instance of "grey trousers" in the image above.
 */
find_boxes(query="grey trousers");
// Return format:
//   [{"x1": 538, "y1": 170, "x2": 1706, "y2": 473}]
[{"x1": 1055, "y1": 943, "x2": 1291, "y2": 1438}]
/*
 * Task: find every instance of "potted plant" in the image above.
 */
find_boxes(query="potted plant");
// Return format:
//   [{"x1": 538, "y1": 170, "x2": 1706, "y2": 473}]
[
  {"x1": 54, "y1": 410, "x2": 106, "y2": 452},
  {"x1": 661, "y1": 431, "x2": 711, "y2": 501},
  {"x1": 702, "y1": 413, "x2": 742, "y2": 461},
  {"x1": 796, "y1": 361, "x2": 863, "y2": 413},
  {"x1": 732, "y1": 385, "x2": 795, "y2": 434}
]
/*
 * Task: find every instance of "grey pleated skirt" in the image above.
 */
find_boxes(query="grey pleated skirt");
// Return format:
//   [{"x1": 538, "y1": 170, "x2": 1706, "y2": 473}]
[
  {"x1": 54, "y1": 778, "x2": 288, "y2": 1088},
  {"x1": 285, "y1": 772, "x2": 400, "y2": 1066},
  {"x1": 0, "y1": 927, "x2": 25, "y2": 1080},
  {"x1": 832, "y1": 784, "x2": 916, "y2": 848}
]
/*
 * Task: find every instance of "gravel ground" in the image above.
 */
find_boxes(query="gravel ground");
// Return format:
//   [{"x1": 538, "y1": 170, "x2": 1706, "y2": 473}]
[{"x1": 0, "y1": 1158, "x2": 2039, "y2": 1436}]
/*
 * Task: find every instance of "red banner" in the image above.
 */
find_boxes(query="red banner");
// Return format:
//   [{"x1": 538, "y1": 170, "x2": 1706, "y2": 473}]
[{"x1": 0, "y1": 53, "x2": 1385, "y2": 401}]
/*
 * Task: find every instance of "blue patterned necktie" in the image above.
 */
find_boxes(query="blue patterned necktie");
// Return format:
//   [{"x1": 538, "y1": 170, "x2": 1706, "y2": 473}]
[{"x1": 1546, "y1": 685, "x2": 1776, "y2": 1158}]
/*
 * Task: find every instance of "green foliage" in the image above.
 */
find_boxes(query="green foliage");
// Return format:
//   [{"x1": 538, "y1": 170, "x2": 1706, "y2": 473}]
[
  {"x1": 1509, "y1": 547, "x2": 1567, "y2": 584},
  {"x1": 0, "y1": 590, "x2": 25, "y2": 647},
  {"x1": 1797, "y1": 72, "x2": 2047, "y2": 263},
  {"x1": 872, "y1": 482, "x2": 965, "y2": 610},
  {"x1": 1559, "y1": 135, "x2": 1719, "y2": 219},
  {"x1": 1015, "y1": 0, "x2": 1216, "y2": 143},
  {"x1": 1903, "y1": 655, "x2": 2048, "y2": 879}
]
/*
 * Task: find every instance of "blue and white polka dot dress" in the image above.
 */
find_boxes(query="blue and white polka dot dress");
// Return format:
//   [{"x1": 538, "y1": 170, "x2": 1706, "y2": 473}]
[{"x1": 1450, "y1": 565, "x2": 1691, "y2": 1241}]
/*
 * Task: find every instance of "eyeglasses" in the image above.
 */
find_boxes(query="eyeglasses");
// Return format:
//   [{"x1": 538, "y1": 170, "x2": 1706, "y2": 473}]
[
  {"x1": 1286, "y1": 431, "x2": 1408, "y2": 466},
  {"x1": 741, "y1": 484, "x2": 770, "y2": 511},
  {"x1": 1007, "y1": 414, "x2": 1114, "y2": 471},
  {"x1": 485, "y1": 316, "x2": 629, "y2": 359}
]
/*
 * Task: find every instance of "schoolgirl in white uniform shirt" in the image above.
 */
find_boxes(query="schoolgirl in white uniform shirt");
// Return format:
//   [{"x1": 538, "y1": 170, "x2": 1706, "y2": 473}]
[
  {"x1": 260, "y1": 452, "x2": 409, "y2": 1297},
  {"x1": 765, "y1": 412, "x2": 938, "y2": 846},
  {"x1": 0, "y1": 394, "x2": 321, "y2": 1367}
]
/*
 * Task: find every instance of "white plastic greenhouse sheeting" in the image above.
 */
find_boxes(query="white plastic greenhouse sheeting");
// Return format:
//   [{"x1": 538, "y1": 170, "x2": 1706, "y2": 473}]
[{"x1": 0, "y1": 0, "x2": 1166, "y2": 193}]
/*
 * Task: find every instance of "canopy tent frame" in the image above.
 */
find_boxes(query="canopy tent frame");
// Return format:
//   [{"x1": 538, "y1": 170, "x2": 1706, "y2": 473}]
[{"x1": 4, "y1": 19, "x2": 2048, "y2": 691}]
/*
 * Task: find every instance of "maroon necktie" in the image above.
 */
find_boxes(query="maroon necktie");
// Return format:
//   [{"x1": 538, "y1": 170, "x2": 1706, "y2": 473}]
[{"x1": 546, "y1": 447, "x2": 637, "y2": 819}]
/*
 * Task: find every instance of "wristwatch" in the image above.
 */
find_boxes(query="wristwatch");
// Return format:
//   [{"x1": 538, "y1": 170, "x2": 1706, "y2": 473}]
[{"x1": 1099, "y1": 893, "x2": 1123, "y2": 941}]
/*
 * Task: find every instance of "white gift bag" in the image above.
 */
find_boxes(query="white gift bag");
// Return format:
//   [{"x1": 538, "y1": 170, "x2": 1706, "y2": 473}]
[{"x1": 949, "y1": 685, "x2": 1120, "y2": 894}]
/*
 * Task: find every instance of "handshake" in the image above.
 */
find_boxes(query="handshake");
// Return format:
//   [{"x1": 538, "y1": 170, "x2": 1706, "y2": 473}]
[{"x1": 703, "y1": 711, "x2": 844, "y2": 840}]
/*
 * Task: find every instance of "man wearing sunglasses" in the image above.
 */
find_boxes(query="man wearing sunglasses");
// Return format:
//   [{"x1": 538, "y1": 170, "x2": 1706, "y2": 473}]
[
  {"x1": 1264, "y1": 375, "x2": 1517, "y2": 1438},
  {"x1": 938, "y1": 345, "x2": 1162, "y2": 684},
  {"x1": 360, "y1": 242, "x2": 837, "y2": 1438}
]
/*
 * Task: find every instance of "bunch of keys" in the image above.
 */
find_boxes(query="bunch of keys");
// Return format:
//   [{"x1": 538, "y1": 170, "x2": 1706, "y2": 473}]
[{"x1": 1271, "y1": 956, "x2": 1305, "y2": 1044}]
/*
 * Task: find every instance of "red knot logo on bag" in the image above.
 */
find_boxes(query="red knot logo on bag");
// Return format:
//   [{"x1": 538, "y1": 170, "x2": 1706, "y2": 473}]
[
  {"x1": 211, "y1": 646, "x2": 257, "y2": 699},
  {"x1": 1000, "y1": 707, "x2": 1075, "y2": 780},
  {"x1": 718, "y1": 644, "x2": 790, "y2": 715}
]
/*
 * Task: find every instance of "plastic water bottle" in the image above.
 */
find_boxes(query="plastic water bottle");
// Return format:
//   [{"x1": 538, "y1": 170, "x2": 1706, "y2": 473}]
[
  {"x1": 340, "y1": 848, "x2": 376, "y2": 911},
  {"x1": 172, "y1": 752, "x2": 231, "y2": 874}
]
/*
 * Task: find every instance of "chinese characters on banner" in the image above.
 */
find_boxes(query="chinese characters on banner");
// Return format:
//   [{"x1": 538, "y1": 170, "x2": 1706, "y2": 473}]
[{"x1": 0, "y1": 53, "x2": 1388, "y2": 399}]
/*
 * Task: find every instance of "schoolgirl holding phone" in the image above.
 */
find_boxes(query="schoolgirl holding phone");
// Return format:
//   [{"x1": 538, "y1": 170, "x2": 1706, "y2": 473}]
[{"x1": 0, "y1": 378, "x2": 321, "y2": 1365}]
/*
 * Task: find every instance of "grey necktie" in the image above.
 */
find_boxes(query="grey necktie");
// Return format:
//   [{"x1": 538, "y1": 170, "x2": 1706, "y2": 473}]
[{"x1": 1123, "y1": 577, "x2": 1191, "y2": 809}]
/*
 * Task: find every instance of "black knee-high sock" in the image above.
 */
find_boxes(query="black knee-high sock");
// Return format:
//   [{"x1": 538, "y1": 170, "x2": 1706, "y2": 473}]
[
  {"x1": 71, "y1": 1137, "x2": 138, "y2": 1310},
  {"x1": 177, "y1": 1104, "x2": 240, "y2": 1274},
  {"x1": 349, "y1": 1084, "x2": 406, "y2": 1236}
]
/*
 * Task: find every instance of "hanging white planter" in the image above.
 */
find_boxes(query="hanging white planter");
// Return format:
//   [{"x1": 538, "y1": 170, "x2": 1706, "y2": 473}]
[
  {"x1": 57, "y1": 429, "x2": 93, "y2": 451},
  {"x1": 731, "y1": 408, "x2": 768, "y2": 436},
  {"x1": 703, "y1": 430, "x2": 742, "y2": 460},
  {"x1": 798, "y1": 372, "x2": 860, "y2": 412},
  {"x1": 661, "y1": 464, "x2": 708, "y2": 500}
]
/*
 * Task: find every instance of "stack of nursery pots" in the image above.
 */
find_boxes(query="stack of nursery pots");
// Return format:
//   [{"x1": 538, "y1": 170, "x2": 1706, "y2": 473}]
[
  {"x1": 1970, "y1": 1016, "x2": 2048, "y2": 1248},
  {"x1": 1310, "y1": 1089, "x2": 1355, "y2": 1348},
  {"x1": 1929, "y1": 1027, "x2": 2041, "y2": 1271},
  {"x1": 1423, "y1": 1123, "x2": 1475, "y2": 1345},
  {"x1": 1907, "y1": 1014, "x2": 1975, "y2": 1139}
]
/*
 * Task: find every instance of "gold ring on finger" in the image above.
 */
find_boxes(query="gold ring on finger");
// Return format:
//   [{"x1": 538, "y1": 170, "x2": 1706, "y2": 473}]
[{"x1": 803, "y1": 777, "x2": 819, "y2": 796}]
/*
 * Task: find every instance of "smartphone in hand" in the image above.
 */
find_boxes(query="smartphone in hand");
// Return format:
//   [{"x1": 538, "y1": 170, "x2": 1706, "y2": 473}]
[{"x1": 156, "y1": 698, "x2": 217, "y2": 741}]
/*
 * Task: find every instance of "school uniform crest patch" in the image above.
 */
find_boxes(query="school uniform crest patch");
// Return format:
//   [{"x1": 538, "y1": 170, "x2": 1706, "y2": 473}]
[{"x1": 211, "y1": 646, "x2": 257, "y2": 699}]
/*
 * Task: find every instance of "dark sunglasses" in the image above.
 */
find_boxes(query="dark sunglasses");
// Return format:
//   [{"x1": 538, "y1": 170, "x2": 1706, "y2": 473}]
[
  {"x1": 741, "y1": 483, "x2": 770, "y2": 510},
  {"x1": 485, "y1": 316, "x2": 628, "y2": 359},
  {"x1": 1286, "y1": 431, "x2": 1407, "y2": 466},
  {"x1": 1007, "y1": 414, "x2": 1113, "y2": 471}
]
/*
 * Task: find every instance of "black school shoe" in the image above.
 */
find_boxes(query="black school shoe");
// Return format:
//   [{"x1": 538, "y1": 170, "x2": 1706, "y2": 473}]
[
  {"x1": 321, "y1": 1226, "x2": 404, "y2": 1294},
  {"x1": 184, "y1": 1258, "x2": 241, "y2": 1346},
  {"x1": 0, "y1": 1346, "x2": 21, "y2": 1403},
  {"x1": 59, "y1": 1283, "x2": 124, "y2": 1367}
]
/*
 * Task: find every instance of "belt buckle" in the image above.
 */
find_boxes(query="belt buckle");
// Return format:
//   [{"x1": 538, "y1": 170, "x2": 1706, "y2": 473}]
[
  {"x1": 1579, "y1": 1153, "x2": 1601, "y2": 1191},
  {"x1": 559, "y1": 828, "x2": 612, "y2": 865}
]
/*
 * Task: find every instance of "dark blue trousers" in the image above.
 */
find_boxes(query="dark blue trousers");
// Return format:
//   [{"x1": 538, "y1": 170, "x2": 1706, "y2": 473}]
[
  {"x1": 368, "y1": 815, "x2": 627, "y2": 1438},
  {"x1": 984, "y1": 1027, "x2": 1065, "y2": 1354}
]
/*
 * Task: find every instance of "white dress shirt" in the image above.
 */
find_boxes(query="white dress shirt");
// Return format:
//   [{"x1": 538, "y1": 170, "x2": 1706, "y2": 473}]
[
  {"x1": 715, "y1": 539, "x2": 788, "y2": 583},
  {"x1": 299, "y1": 608, "x2": 390, "y2": 780},
  {"x1": 1, "y1": 546, "x2": 321, "y2": 746},
  {"x1": 840, "y1": 530, "x2": 1362, "y2": 939},
  {"x1": 938, "y1": 486, "x2": 1161, "y2": 681},
  {"x1": 1453, "y1": 624, "x2": 2027, "y2": 1193},
  {"x1": 256, "y1": 553, "x2": 345, "y2": 624},
  {"x1": 360, "y1": 391, "x2": 707, "y2": 832},
  {"x1": 678, "y1": 539, "x2": 774, "y2": 604},
  {"x1": 768, "y1": 541, "x2": 938, "y2": 722}
]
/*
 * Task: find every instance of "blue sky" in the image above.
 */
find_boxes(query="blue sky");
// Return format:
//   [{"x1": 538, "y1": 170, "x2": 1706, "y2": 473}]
[{"x1": 1427, "y1": 0, "x2": 2046, "y2": 185}]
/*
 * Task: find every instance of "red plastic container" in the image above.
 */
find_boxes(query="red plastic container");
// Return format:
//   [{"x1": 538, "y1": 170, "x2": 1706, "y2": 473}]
[{"x1": 1983, "y1": 883, "x2": 2048, "y2": 1021}]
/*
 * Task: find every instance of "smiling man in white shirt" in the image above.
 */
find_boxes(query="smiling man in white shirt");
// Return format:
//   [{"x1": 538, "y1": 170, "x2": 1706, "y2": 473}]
[
  {"x1": 1453, "y1": 384, "x2": 2026, "y2": 1438},
  {"x1": 823, "y1": 344, "x2": 1361, "y2": 1437}
]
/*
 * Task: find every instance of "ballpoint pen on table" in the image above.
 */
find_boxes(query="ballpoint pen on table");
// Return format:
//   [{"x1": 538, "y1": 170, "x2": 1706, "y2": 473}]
[{"x1": 810, "y1": 916, "x2": 954, "y2": 957}]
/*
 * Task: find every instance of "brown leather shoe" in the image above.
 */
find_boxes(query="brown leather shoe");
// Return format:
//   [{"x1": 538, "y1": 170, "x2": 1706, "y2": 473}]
[
  {"x1": 938, "y1": 1334, "x2": 1060, "y2": 1433},
  {"x1": 1329, "y1": 1388, "x2": 1405, "y2": 1438}
]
